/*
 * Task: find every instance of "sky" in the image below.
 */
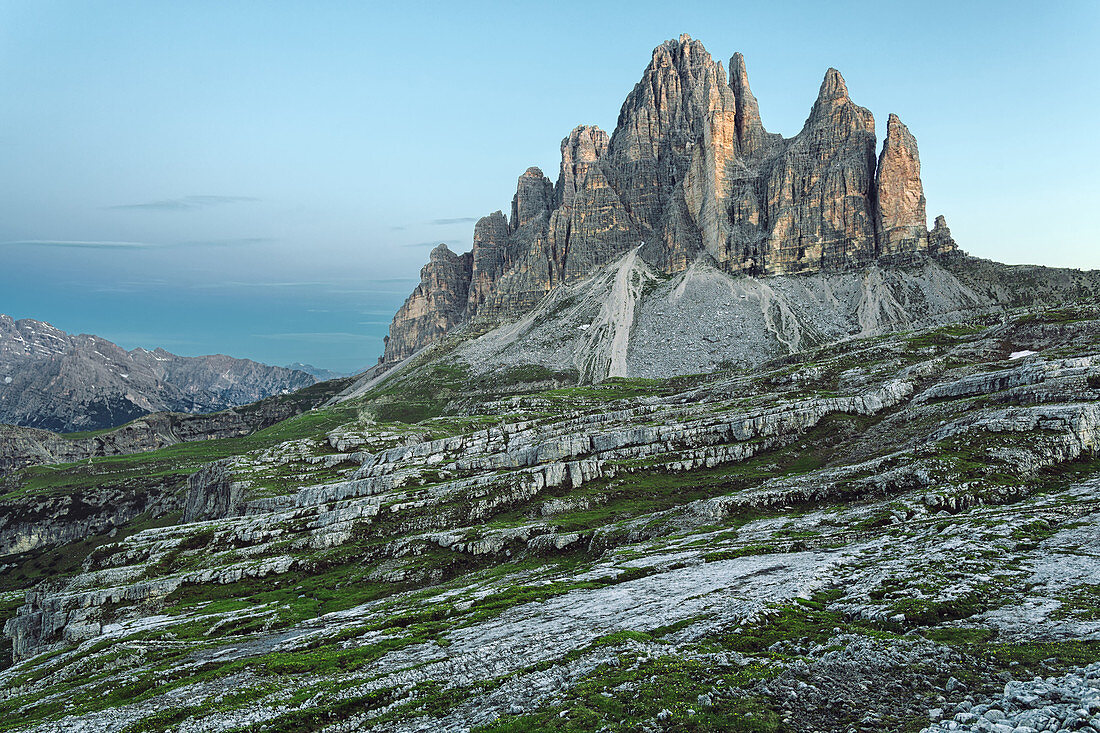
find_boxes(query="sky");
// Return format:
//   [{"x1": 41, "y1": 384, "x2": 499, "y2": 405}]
[{"x1": 1, "y1": 1, "x2": 1097, "y2": 373}]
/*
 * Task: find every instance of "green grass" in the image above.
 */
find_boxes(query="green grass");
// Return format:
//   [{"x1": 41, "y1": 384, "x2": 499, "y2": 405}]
[
  {"x1": 0, "y1": 511, "x2": 181, "y2": 594},
  {"x1": 928, "y1": 630, "x2": 1100, "y2": 683},
  {"x1": 1015, "y1": 306, "x2": 1097, "y2": 325},
  {"x1": 482, "y1": 412, "x2": 874, "y2": 534},
  {"x1": 474, "y1": 654, "x2": 781, "y2": 733},
  {"x1": 703, "y1": 544, "x2": 778, "y2": 562},
  {"x1": 905, "y1": 323, "x2": 986, "y2": 350},
  {"x1": 2, "y1": 403, "x2": 359, "y2": 502},
  {"x1": 1052, "y1": 584, "x2": 1100, "y2": 621}
]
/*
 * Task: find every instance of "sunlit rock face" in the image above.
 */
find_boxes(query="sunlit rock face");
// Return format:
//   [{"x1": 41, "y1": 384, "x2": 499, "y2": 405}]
[
  {"x1": 875, "y1": 113, "x2": 929, "y2": 260},
  {"x1": 383, "y1": 36, "x2": 954, "y2": 364}
]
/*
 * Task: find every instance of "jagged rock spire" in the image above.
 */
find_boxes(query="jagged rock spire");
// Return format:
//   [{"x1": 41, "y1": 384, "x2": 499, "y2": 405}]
[
  {"x1": 467, "y1": 211, "x2": 510, "y2": 313},
  {"x1": 382, "y1": 38, "x2": 951, "y2": 364},
  {"x1": 729, "y1": 52, "x2": 766, "y2": 156},
  {"x1": 818, "y1": 68, "x2": 849, "y2": 102},
  {"x1": 383, "y1": 243, "x2": 471, "y2": 363},
  {"x1": 929, "y1": 214, "x2": 959, "y2": 256},
  {"x1": 555, "y1": 125, "x2": 610, "y2": 210},
  {"x1": 763, "y1": 67, "x2": 878, "y2": 275},
  {"x1": 875, "y1": 113, "x2": 929, "y2": 258},
  {"x1": 509, "y1": 167, "x2": 554, "y2": 232}
]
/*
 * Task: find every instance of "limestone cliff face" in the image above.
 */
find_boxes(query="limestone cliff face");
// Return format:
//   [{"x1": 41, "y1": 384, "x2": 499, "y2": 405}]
[
  {"x1": 383, "y1": 244, "x2": 472, "y2": 363},
  {"x1": 382, "y1": 35, "x2": 956, "y2": 364},
  {"x1": 875, "y1": 114, "x2": 929, "y2": 259},
  {"x1": 554, "y1": 125, "x2": 636, "y2": 282},
  {"x1": 763, "y1": 69, "x2": 878, "y2": 275}
]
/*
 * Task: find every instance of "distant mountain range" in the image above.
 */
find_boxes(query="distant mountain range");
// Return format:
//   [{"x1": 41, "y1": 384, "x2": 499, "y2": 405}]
[
  {"x1": 0, "y1": 315, "x2": 318, "y2": 432},
  {"x1": 284, "y1": 362, "x2": 348, "y2": 381}
]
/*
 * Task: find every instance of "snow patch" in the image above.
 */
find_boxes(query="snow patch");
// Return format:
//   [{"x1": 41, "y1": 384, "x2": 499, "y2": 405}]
[
  {"x1": 1010, "y1": 350, "x2": 1037, "y2": 360},
  {"x1": 3, "y1": 376, "x2": 11, "y2": 384}
]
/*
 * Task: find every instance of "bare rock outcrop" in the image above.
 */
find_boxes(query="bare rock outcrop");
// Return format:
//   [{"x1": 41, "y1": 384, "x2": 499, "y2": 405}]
[
  {"x1": 380, "y1": 36, "x2": 961, "y2": 365},
  {"x1": 383, "y1": 244, "x2": 472, "y2": 363},
  {"x1": 554, "y1": 125, "x2": 636, "y2": 282},
  {"x1": 929, "y1": 214, "x2": 960, "y2": 257},
  {"x1": 875, "y1": 113, "x2": 929, "y2": 259},
  {"x1": 762, "y1": 68, "x2": 878, "y2": 275},
  {"x1": 183, "y1": 460, "x2": 246, "y2": 522}
]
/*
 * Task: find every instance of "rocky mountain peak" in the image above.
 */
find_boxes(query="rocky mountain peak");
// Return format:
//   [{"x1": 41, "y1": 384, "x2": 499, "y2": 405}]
[
  {"x1": 728, "y1": 52, "x2": 766, "y2": 156},
  {"x1": 613, "y1": 34, "x2": 733, "y2": 157},
  {"x1": 0, "y1": 315, "x2": 316, "y2": 432},
  {"x1": 875, "y1": 113, "x2": 929, "y2": 258},
  {"x1": 557, "y1": 125, "x2": 609, "y2": 209},
  {"x1": 929, "y1": 214, "x2": 960, "y2": 256},
  {"x1": 817, "y1": 67, "x2": 850, "y2": 102},
  {"x1": 383, "y1": 244, "x2": 472, "y2": 363},
  {"x1": 509, "y1": 166, "x2": 554, "y2": 232},
  {"x1": 429, "y1": 242, "x2": 457, "y2": 261},
  {"x1": 382, "y1": 37, "x2": 963, "y2": 364},
  {"x1": 803, "y1": 66, "x2": 874, "y2": 138}
]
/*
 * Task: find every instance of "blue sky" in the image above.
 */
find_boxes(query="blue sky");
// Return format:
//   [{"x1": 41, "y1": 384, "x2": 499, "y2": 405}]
[{"x1": 1, "y1": 1, "x2": 1097, "y2": 372}]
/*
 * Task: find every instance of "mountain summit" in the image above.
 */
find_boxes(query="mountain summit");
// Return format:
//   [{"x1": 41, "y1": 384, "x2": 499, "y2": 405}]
[{"x1": 381, "y1": 36, "x2": 960, "y2": 367}]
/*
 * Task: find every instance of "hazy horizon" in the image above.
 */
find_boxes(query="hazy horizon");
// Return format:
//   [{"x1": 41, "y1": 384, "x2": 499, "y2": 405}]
[{"x1": 2, "y1": 1, "x2": 1097, "y2": 372}]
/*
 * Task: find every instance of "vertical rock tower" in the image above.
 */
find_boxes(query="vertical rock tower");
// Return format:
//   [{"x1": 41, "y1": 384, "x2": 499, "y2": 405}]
[{"x1": 382, "y1": 35, "x2": 958, "y2": 364}]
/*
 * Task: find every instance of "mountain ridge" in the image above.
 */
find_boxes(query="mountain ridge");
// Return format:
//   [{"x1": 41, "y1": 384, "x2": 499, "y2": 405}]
[
  {"x1": 381, "y1": 35, "x2": 962, "y2": 367},
  {"x1": 0, "y1": 314, "x2": 317, "y2": 432},
  {"x1": 5, "y1": 31, "x2": 1100, "y2": 733}
]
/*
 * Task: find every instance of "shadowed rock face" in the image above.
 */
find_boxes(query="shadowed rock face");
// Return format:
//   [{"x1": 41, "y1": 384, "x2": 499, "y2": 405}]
[
  {"x1": 929, "y1": 214, "x2": 960, "y2": 257},
  {"x1": 763, "y1": 68, "x2": 878, "y2": 275},
  {"x1": 383, "y1": 244, "x2": 473, "y2": 364},
  {"x1": 383, "y1": 35, "x2": 955, "y2": 364}
]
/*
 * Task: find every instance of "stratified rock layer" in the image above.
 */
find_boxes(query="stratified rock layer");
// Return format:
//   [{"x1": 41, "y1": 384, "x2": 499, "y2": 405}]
[
  {"x1": 929, "y1": 214, "x2": 960, "y2": 257},
  {"x1": 383, "y1": 35, "x2": 957, "y2": 364}
]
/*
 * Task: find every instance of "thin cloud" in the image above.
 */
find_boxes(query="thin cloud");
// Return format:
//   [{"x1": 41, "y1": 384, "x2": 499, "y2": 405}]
[
  {"x1": 107, "y1": 195, "x2": 259, "y2": 212},
  {"x1": 0, "y1": 239, "x2": 154, "y2": 249},
  {"x1": 3, "y1": 237, "x2": 272, "y2": 251},
  {"x1": 430, "y1": 217, "x2": 477, "y2": 225}
]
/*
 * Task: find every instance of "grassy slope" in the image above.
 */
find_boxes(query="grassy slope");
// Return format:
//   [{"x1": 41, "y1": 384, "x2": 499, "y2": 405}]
[{"x1": 2, "y1": 304, "x2": 1100, "y2": 731}]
